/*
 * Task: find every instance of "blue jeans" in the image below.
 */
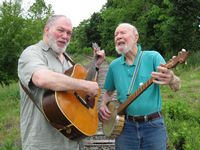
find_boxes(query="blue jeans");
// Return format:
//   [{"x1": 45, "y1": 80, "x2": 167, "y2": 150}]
[{"x1": 115, "y1": 117, "x2": 167, "y2": 150}]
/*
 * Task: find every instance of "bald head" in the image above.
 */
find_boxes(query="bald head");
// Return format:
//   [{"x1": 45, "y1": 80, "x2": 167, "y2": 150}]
[
  {"x1": 116, "y1": 23, "x2": 138, "y2": 37},
  {"x1": 114, "y1": 23, "x2": 139, "y2": 55}
]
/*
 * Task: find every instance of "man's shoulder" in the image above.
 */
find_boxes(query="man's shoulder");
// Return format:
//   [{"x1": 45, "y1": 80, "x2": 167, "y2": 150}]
[
  {"x1": 21, "y1": 41, "x2": 44, "y2": 56},
  {"x1": 143, "y1": 50, "x2": 163, "y2": 59},
  {"x1": 143, "y1": 50, "x2": 161, "y2": 55},
  {"x1": 107, "y1": 57, "x2": 121, "y2": 70},
  {"x1": 110, "y1": 56, "x2": 122, "y2": 65}
]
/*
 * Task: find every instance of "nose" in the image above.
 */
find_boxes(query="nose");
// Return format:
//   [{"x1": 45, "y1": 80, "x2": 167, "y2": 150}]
[
  {"x1": 62, "y1": 32, "x2": 69, "y2": 40},
  {"x1": 115, "y1": 32, "x2": 123, "y2": 40},
  {"x1": 115, "y1": 34, "x2": 122, "y2": 44}
]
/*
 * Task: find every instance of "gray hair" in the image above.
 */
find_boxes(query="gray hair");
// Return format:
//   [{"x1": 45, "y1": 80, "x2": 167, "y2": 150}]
[
  {"x1": 45, "y1": 15, "x2": 71, "y2": 28},
  {"x1": 117, "y1": 23, "x2": 138, "y2": 36}
]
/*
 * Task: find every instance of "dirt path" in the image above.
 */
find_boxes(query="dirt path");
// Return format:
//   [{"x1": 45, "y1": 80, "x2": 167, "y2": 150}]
[{"x1": 80, "y1": 60, "x2": 116, "y2": 150}]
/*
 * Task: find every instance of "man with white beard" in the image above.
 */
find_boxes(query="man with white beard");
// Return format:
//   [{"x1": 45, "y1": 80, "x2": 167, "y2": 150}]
[
  {"x1": 18, "y1": 15, "x2": 105, "y2": 150},
  {"x1": 99, "y1": 23, "x2": 180, "y2": 150}
]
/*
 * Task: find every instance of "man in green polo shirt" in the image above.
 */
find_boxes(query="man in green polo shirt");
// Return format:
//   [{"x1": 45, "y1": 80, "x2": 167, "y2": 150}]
[
  {"x1": 99, "y1": 23, "x2": 180, "y2": 150},
  {"x1": 18, "y1": 15, "x2": 105, "y2": 150}
]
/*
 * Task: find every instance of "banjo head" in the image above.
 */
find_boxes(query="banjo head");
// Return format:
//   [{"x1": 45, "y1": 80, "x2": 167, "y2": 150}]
[{"x1": 102, "y1": 101, "x2": 125, "y2": 137}]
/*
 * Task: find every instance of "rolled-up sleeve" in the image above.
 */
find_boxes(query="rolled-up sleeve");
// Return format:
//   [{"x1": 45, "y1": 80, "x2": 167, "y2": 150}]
[{"x1": 18, "y1": 45, "x2": 49, "y2": 90}]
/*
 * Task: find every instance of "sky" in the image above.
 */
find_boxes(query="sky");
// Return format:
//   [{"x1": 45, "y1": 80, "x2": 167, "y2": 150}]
[{"x1": 21, "y1": 0, "x2": 107, "y2": 27}]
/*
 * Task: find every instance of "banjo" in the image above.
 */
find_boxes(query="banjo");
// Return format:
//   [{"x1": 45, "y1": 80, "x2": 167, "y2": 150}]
[{"x1": 102, "y1": 49, "x2": 189, "y2": 138}]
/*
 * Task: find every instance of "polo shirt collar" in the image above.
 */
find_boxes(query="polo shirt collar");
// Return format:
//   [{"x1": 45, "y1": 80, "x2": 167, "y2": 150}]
[{"x1": 120, "y1": 44, "x2": 142, "y2": 65}]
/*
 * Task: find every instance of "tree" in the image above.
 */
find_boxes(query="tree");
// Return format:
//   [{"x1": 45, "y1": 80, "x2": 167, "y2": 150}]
[
  {"x1": 169, "y1": 0, "x2": 200, "y2": 52},
  {"x1": 27, "y1": 0, "x2": 53, "y2": 20},
  {"x1": 0, "y1": 0, "x2": 53, "y2": 85},
  {"x1": 0, "y1": 0, "x2": 24, "y2": 85}
]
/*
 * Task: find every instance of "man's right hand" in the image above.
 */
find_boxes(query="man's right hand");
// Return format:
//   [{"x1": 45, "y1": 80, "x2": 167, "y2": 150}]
[
  {"x1": 84, "y1": 81, "x2": 99, "y2": 98},
  {"x1": 98, "y1": 104, "x2": 111, "y2": 122}
]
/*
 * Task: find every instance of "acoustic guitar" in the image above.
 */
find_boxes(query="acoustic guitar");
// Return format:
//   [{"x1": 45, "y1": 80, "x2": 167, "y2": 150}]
[
  {"x1": 42, "y1": 43, "x2": 101, "y2": 140},
  {"x1": 102, "y1": 49, "x2": 189, "y2": 138}
]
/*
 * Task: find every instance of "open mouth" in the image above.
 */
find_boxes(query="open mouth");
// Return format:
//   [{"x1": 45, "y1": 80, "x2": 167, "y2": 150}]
[
  {"x1": 57, "y1": 41, "x2": 67, "y2": 47},
  {"x1": 116, "y1": 41, "x2": 125, "y2": 46}
]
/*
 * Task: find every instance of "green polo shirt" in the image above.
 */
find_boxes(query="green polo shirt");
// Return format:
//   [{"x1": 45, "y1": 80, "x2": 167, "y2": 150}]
[
  {"x1": 104, "y1": 45, "x2": 166, "y2": 116},
  {"x1": 18, "y1": 40, "x2": 79, "y2": 150}
]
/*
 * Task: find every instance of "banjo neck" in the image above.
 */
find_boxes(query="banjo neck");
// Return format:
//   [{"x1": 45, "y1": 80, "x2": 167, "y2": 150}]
[{"x1": 117, "y1": 78, "x2": 153, "y2": 115}]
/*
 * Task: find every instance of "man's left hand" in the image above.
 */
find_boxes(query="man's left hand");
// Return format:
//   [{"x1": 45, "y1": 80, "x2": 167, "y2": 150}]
[
  {"x1": 151, "y1": 64, "x2": 174, "y2": 85},
  {"x1": 93, "y1": 47, "x2": 105, "y2": 67}
]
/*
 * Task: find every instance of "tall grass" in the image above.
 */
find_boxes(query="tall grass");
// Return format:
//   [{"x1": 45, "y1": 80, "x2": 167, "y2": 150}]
[
  {"x1": 0, "y1": 83, "x2": 21, "y2": 150},
  {"x1": 161, "y1": 50, "x2": 200, "y2": 149}
]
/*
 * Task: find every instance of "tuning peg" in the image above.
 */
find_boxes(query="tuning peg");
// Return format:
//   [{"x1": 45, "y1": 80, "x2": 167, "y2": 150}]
[{"x1": 181, "y1": 48, "x2": 186, "y2": 52}]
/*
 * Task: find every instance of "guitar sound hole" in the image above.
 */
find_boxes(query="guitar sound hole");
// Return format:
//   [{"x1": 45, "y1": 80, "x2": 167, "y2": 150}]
[
  {"x1": 85, "y1": 95, "x2": 95, "y2": 108},
  {"x1": 73, "y1": 92, "x2": 91, "y2": 109}
]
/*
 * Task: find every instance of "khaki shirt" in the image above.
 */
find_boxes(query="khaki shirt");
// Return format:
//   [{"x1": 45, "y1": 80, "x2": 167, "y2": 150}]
[{"x1": 18, "y1": 40, "x2": 79, "y2": 150}]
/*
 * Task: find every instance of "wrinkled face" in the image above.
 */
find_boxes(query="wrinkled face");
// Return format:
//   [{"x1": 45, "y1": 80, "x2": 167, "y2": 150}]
[
  {"x1": 114, "y1": 25, "x2": 138, "y2": 54},
  {"x1": 45, "y1": 17, "x2": 73, "y2": 54}
]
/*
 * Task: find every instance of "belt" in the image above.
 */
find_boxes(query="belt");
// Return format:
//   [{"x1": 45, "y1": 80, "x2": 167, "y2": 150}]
[{"x1": 126, "y1": 112, "x2": 162, "y2": 122}]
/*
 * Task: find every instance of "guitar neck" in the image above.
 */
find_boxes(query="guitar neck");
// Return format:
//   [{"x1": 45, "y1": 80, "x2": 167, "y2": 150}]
[
  {"x1": 86, "y1": 42, "x2": 101, "y2": 81},
  {"x1": 117, "y1": 77, "x2": 153, "y2": 115},
  {"x1": 86, "y1": 58, "x2": 98, "y2": 81}
]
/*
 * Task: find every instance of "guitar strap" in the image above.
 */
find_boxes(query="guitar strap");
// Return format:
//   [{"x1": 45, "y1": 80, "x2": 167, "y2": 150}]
[
  {"x1": 127, "y1": 51, "x2": 143, "y2": 97},
  {"x1": 20, "y1": 82, "x2": 70, "y2": 133},
  {"x1": 63, "y1": 52, "x2": 75, "y2": 66},
  {"x1": 20, "y1": 82, "x2": 47, "y2": 116}
]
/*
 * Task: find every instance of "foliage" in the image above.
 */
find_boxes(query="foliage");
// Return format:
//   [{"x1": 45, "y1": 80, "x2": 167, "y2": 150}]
[
  {"x1": 0, "y1": 0, "x2": 24, "y2": 85},
  {"x1": 70, "y1": 0, "x2": 200, "y2": 57},
  {"x1": 162, "y1": 97, "x2": 200, "y2": 149},
  {"x1": 27, "y1": 0, "x2": 53, "y2": 19},
  {"x1": 161, "y1": 61, "x2": 200, "y2": 149},
  {"x1": 0, "y1": 0, "x2": 53, "y2": 85}
]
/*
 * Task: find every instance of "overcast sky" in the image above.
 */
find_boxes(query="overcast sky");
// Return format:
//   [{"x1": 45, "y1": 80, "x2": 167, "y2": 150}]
[{"x1": 21, "y1": 0, "x2": 107, "y2": 27}]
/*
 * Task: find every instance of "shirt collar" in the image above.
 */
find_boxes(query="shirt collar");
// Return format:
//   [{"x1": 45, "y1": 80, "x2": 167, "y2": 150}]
[
  {"x1": 38, "y1": 40, "x2": 50, "y2": 51},
  {"x1": 38, "y1": 40, "x2": 61, "y2": 58}
]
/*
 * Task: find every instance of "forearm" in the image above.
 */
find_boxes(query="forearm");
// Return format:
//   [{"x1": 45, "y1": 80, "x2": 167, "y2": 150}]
[{"x1": 32, "y1": 69, "x2": 91, "y2": 91}]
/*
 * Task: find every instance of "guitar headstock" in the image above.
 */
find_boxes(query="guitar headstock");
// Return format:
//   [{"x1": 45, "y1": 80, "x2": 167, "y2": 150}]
[
  {"x1": 165, "y1": 49, "x2": 189, "y2": 69},
  {"x1": 92, "y1": 42, "x2": 100, "y2": 51},
  {"x1": 92, "y1": 42, "x2": 101, "y2": 60}
]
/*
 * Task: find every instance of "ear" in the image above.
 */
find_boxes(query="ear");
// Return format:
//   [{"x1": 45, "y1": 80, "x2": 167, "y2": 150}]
[
  {"x1": 135, "y1": 34, "x2": 139, "y2": 42},
  {"x1": 44, "y1": 26, "x2": 49, "y2": 34}
]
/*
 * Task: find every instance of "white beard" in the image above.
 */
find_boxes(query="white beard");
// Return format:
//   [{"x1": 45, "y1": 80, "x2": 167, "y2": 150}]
[
  {"x1": 115, "y1": 44, "x2": 131, "y2": 55},
  {"x1": 48, "y1": 35, "x2": 69, "y2": 54}
]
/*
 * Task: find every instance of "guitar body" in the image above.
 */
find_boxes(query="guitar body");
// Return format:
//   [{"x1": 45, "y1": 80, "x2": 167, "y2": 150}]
[
  {"x1": 102, "y1": 101, "x2": 125, "y2": 138},
  {"x1": 42, "y1": 64, "x2": 100, "y2": 140}
]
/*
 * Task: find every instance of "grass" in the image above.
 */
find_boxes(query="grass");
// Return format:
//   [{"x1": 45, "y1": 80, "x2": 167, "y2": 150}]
[
  {"x1": 0, "y1": 83, "x2": 21, "y2": 150},
  {"x1": 161, "y1": 65, "x2": 200, "y2": 149}
]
